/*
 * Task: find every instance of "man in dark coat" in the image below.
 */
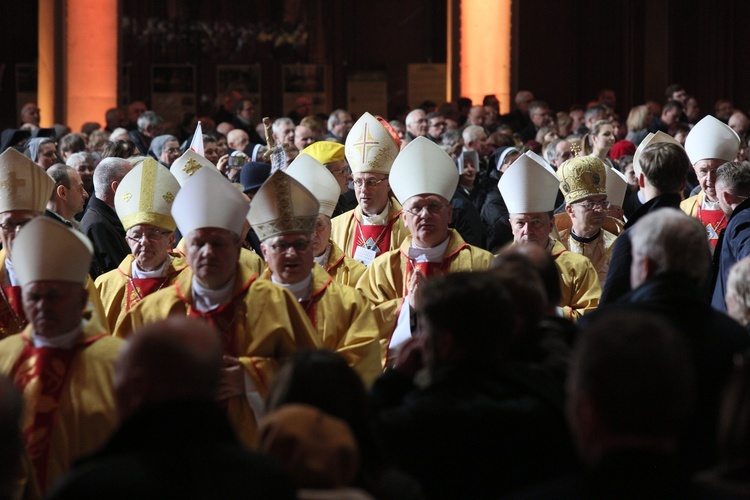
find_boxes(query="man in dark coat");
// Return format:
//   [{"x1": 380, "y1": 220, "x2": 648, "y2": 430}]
[
  {"x1": 588, "y1": 209, "x2": 750, "y2": 473},
  {"x1": 47, "y1": 317, "x2": 296, "y2": 499},
  {"x1": 711, "y1": 161, "x2": 750, "y2": 311},
  {"x1": 79, "y1": 157, "x2": 132, "y2": 278},
  {"x1": 371, "y1": 272, "x2": 577, "y2": 499},
  {"x1": 601, "y1": 142, "x2": 689, "y2": 304}
]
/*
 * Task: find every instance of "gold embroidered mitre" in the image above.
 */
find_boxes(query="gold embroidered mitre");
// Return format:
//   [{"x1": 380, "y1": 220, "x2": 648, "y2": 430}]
[
  {"x1": 345, "y1": 112, "x2": 399, "y2": 174},
  {"x1": 115, "y1": 158, "x2": 181, "y2": 231},
  {"x1": 247, "y1": 170, "x2": 319, "y2": 241},
  {"x1": 558, "y1": 156, "x2": 607, "y2": 204},
  {"x1": 0, "y1": 148, "x2": 55, "y2": 213}
]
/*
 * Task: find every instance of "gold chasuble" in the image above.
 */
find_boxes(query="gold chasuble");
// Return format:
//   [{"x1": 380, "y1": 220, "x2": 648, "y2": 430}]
[
  {"x1": 558, "y1": 228, "x2": 617, "y2": 285},
  {"x1": 0, "y1": 248, "x2": 108, "y2": 339},
  {"x1": 0, "y1": 321, "x2": 121, "y2": 493},
  {"x1": 550, "y1": 239, "x2": 602, "y2": 321},
  {"x1": 325, "y1": 241, "x2": 366, "y2": 287},
  {"x1": 115, "y1": 264, "x2": 320, "y2": 447},
  {"x1": 261, "y1": 264, "x2": 382, "y2": 386},
  {"x1": 94, "y1": 252, "x2": 188, "y2": 334},
  {"x1": 356, "y1": 230, "x2": 492, "y2": 354},
  {"x1": 330, "y1": 199, "x2": 410, "y2": 263}
]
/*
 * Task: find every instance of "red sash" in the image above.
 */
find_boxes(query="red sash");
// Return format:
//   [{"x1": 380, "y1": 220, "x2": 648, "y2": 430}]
[
  {"x1": 697, "y1": 206, "x2": 727, "y2": 248},
  {"x1": 187, "y1": 302, "x2": 241, "y2": 357},
  {"x1": 11, "y1": 333, "x2": 105, "y2": 492},
  {"x1": 125, "y1": 277, "x2": 169, "y2": 312},
  {"x1": 402, "y1": 260, "x2": 450, "y2": 297},
  {"x1": 352, "y1": 220, "x2": 395, "y2": 257},
  {"x1": 0, "y1": 285, "x2": 26, "y2": 338}
]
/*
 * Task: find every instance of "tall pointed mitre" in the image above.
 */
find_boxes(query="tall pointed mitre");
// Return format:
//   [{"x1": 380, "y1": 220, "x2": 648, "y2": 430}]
[
  {"x1": 285, "y1": 154, "x2": 340, "y2": 218},
  {"x1": 170, "y1": 149, "x2": 223, "y2": 187},
  {"x1": 302, "y1": 141, "x2": 345, "y2": 166},
  {"x1": 345, "y1": 112, "x2": 399, "y2": 174},
  {"x1": 685, "y1": 115, "x2": 741, "y2": 165},
  {"x1": 247, "y1": 170, "x2": 320, "y2": 241},
  {"x1": 13, "y1": 217, "x2": 92, "y2": 285},
  {"x1": 115, "y1": 158, "x2": 181, "y2": 231},
  {"x1": 605, "y1": 166, "x2": 628, "y2": 208},
  {"x1": 557, "y1": 156, "x2": 607, "y2": 205},
  {"x1": 171, "y1": 167, "x2": 249, "y2": 237},
  {"x1": 0, "y1": 148, "x2": 55, "y2": 213},
  {"x1": 632, "y1": 131, "x2": 682, "y2": 176},
  {"x1": 499, "y1": 151, "x2": 560, "y2": 213},
  {"x1": 389, "y1": 136, "x2": 458, "y2": 203}
]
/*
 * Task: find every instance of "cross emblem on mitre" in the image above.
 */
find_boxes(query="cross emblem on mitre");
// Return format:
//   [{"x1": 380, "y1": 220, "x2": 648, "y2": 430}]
[
  {"x1": 0, "y1": 171, "x2": 26, "y2": 192},
  {"x1": 352, "y1": 123, "x2": 380, "y2": 164},
  {"x1": 182, "y1": 158, "x2": 202, "y2": 176}
]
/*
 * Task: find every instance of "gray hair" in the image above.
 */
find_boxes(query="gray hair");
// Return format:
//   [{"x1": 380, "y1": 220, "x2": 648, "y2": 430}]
[
  {"x1": 94, "y1": 157, "x2": 131, "y2": 196},
  {"x1": 727, "y1": 257, "x2": 750, "y2": 325},
  {"x1": 137, "y1": 111, "x2": 163, "y2": 132},
  {"x1": 630, "y1": 208, "x2": 710, "y2": 285},
  {"x1": 65, "y1": 151, "x2": 94, "y2": 169},
  {"x1": 546, "y1": 139, "x2": 564, "y2": 163},
  {"x1": 327, "y1": 109, "x2": 348, "y2": 131},
  {"x1": 405, "y1": 109, "x2": 426, "y2": 128},
  {"x1": 462, "y1": 125, "x2": 485, "y2": 144},
  {"x1": 272, "y1": 117, "x2": 294, "y2": 137}
]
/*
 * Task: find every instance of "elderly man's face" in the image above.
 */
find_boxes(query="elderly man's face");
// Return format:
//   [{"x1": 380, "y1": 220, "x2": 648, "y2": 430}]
[
  {"x1": 332, "y1": 112, "x2": 354, "y2": 138},
  {"x1": 228, "y1": 131, "x2": 249, "y2": 152},
  {"x1": 261, "y1": 233, "x2": 314, "y2": 285},
  {"x1": 22, "y1": 280, "x2": 87, "y2": 338},
  {"x1": 126, "y1": 224, "x2": 175, "y2": 272},
  {"x1": 185, "y1": 228, "x2": 241, "y2": 289},
  {"x1": 21, "y1": 104, "x2": 41, "y2": 125},
  {"x1": 407, "y1": 111, "x2": 428, "y2": 137},
  {"x1": 694, "y1": 159, "x2": 725, "y2": 202},
  {"x1": 530, "y1": 108, "x2": 554, "y2": 128},
  {"x1": 510, "y1": 213, "x2": 553, "y2": 247},
  {"x1": 275, "y1": 123, "x2": 295, "y2": 145},
  {"x1": 402, "y1": 194, "x2": 452, "y2": 248}
]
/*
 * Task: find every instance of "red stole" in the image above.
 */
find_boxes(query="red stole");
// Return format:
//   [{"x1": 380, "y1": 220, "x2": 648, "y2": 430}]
[
  {"x1": 125, "y1": 277, "x2": 169, "y2": 312},
  {"x1": 0, "y1": 285, "x2": 26, "y2": 337},
  {"x1": 697, "y1": 205, "x2": 727, "y2": 248},
  {"x1": 352, "y1": 218, "x2": 396, "y2": 257},
  {"x1": 11, "y1": 332, "x2": 106, "y2": 492}
]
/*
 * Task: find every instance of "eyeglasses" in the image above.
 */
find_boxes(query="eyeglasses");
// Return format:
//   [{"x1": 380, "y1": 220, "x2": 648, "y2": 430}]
[
  {"x1": 429, "y1": 121, "x2": 446, "y2": 128},
  {"x1": 126, "y1": 230, "x2": 172, "y2": 243},
  {"x1": 403, "y1": 202, "x2": 449, "y2": 216},
  {"x1": 330, "y1": 166, "x2": 351, "y2": 177},
  {"x1": 0, "y1": 219, "x2": 32, "y2": 234},
  {"x1": 576, "y1": 200, "x2": 611, "y2": 210},
  {"x1": 352, "y1": 177, "x2": 387, "y2": 189},
  {"x1": 270, "y1": 239, "x2": 312, "y2": 253}
]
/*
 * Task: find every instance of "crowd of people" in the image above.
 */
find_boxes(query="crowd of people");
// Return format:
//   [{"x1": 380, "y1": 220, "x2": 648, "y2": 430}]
[{"x1": 1, "y1": 84, "x2": 750, "y2": 498}]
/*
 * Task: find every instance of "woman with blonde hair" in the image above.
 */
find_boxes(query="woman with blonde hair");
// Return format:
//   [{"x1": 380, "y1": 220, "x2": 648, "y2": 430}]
[
  {"x1": 582, "y1": 120, "x2": 616, "y2": 169},
  {"x1": 625, "y1": 104, "x2": 652, "y2": 146}
]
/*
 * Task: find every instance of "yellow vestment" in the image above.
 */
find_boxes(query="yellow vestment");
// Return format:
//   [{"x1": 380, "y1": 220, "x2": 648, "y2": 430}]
[
  {"x1": 94, "y1": 253, "x2": 188, "y2": 334},
  {"x1": 550, "y1": 239, "x2": 602, "y2": 321},
  {"x1": 260, "y1": 265, "x2": 382, "y2": 386},
  {"x1": 330, "y1": 198, "x2": 410, "y2": 261},
  {"x1": 324, "y1": 240, "x2": 366, "y2": 287},
  {"x1": 115, "y1": 264, "x2": 320, "y2": 447},
  {"x1": 0, "y1": 320, "x2": 121, "y2": 493},
  {"x1": 557, "y1": 228, "x2": 618, "y2": 285}
]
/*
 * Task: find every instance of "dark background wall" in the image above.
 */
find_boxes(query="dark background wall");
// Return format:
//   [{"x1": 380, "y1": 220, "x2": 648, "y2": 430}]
[{"x1": 0, "y1": 0, "x2": 748, "y2": 129}]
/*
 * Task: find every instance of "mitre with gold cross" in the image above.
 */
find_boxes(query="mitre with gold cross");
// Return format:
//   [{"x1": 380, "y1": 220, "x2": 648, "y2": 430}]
[
  {"x1": 170, "y1": 149, "x2": 223, "y2": 187},
  {"x1": 0, "y1": 147, "x2": 55, "y2": 213},
  {"x1": 345, "y1": 112, "x2": 400, "y2": 175},
  {"x1": 115, "y1": 158, "x2": 181, "y2": 231}
]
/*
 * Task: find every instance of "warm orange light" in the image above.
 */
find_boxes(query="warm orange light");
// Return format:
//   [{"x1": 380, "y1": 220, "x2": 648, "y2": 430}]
[
  {"x1": 66, "y1": 0, "x2": 118, "y2": 132},
  {"x1": 38, "y1": 0, "x2": 55, "y2": 127},
  {"x1": 459, "y1": 0, "x2": 512, "y2": 114}
]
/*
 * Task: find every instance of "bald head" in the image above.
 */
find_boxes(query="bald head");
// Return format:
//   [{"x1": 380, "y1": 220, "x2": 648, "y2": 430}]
[
  {"x1": 115, "y1": 317, "x2": 223, "y2": 420},
  {"x1": 227, "y1": 129, "x2": 250, "y2": 151}
]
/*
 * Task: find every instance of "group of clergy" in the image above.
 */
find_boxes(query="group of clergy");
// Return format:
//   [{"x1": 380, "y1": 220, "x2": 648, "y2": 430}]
[{"x1": 0, "y1": 109, "x2": 741, "y2": 494}]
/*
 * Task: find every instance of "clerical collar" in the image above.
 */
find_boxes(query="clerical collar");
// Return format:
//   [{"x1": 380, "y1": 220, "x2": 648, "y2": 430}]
[
  {"x1": 702, "y1": 197, "x2": 721, "y2": 211},
  {"x1": 4, "y1": 258, "x2": 18, "y2": 287},
  {"x1": 361, "y1": 201, "x2": 391, "y2": 225},
  {"x1": 570, "y1": 229, "x2": 601, "y2": 244},
  {"x1": 192, "y1": 276, "x2": 234, "y2": 313},
  {"x1": 33, "y1": 321, "x2": 84, "y2": 349},
  {"x1": 132, "y1": 254, "x2": 172, "y2": 279},
  {"x1": 314, "y1": 244, "x2": 331, "y2": 269},
  {"x1": 407, "y1": 237, "x2": 450, "y2": 263},
  {"x1": 271, "y1": 271, "x2": 312, "y2": 301}
]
